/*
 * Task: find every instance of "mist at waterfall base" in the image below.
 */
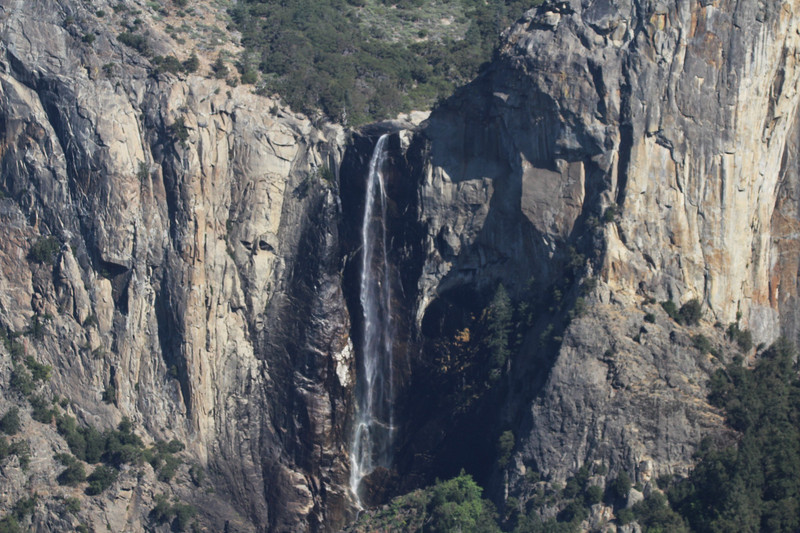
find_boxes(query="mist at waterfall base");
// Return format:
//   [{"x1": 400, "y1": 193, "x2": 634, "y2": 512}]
[{"x1": 349, "y1": 134, "x2": 396, "y2": 509}]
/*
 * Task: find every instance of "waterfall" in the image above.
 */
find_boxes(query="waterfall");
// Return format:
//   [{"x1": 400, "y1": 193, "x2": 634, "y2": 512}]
[{"x1": 349, "y1": 134, "x2": 395, "y2": 508}]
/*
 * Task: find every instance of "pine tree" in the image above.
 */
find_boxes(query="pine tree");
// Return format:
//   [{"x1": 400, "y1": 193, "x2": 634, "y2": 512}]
[{"x1": 487, "y1": 284, "x2": 512, "y2": 377}]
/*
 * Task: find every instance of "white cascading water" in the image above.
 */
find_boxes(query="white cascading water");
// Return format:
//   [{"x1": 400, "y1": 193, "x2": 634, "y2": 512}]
[{"x1": 349, "y1": 134, "x2": 395, "y2": 508}]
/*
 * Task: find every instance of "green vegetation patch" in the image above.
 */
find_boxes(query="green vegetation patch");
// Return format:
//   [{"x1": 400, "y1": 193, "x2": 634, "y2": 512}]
[
  {"x1": 118, "y1": 31, "x2": 151, "y2": 56},
  {"x1": 27, "y1": 236, "x2": 60, "y2": 265},
  {"x1": 0, "y1": 408, "x2": 21, "y2": 436},
  {"x1": 86, "y1": 464, "x2": 118, "y2": 495},
  {"x1": 350, "y1": 472, "x2": 499, "y2": 532},
  {"x1": 0, "y1": 495, "x2": 37, "y2": 532},
  {"x1": 668, "y1": 338, "x2": 800, "y2": 532},
  {"x1": 0, "y1": 436, "x2": 30, "y2": 469},
  {"x1": 55, "y1": 453, "x2": 87, "y2": 486},
  {"x1": 150, "y1": 494, "x2": 196, "y2": 532},
  {"x1": 55, "y1": 413, "x2": 186, "y2": 487},
  {"x1": 229, "y1": 0, "x2": 538, "y2": 123}
]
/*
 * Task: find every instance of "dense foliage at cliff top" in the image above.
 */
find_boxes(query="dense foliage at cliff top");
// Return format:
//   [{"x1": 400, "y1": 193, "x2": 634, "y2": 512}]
[{"x1": 229, "y1": 0, "x2": 538, "y2": 124}]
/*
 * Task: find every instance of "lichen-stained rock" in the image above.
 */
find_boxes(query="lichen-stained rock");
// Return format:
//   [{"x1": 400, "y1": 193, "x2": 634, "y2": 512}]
[{"x1": 0, "y1": 0, "x2": 351, "y2": 531}]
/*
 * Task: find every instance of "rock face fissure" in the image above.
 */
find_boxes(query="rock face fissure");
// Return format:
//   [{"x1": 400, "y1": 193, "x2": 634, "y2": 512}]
[{"x1": 350, "y1": 134, "x2": 396, "y2": 507}]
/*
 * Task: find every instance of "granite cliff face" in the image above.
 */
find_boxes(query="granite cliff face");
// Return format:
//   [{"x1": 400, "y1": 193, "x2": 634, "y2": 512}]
[
  {"x1": 405, "y1": 0, "x2": 800, "y2": 516},
  {"x1": 419, "y1": 0, "x2": 800, "y2": 340},
  {"x1": 0, "y1": 0, "x2": 353, "y2": 531},
  {"x1": 0, "y1": 0, "x2": 799, "y2": 531}
]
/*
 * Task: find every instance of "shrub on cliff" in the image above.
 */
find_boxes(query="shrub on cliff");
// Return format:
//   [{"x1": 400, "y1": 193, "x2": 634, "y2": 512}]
[
  {"x1": 0, "y1": 408, "x2": 21, "y2": 435},
  {"x1": 212, "y1": 56, "x2": 229, "y2": 79},
  {"x1": 55, "y1": 453, "x2": 87, "y2": 486},
  {"x1": 631, "y1": 492, "x2": 689, "y2": 532},
  {"x1": 28, "y1": 394, "x2": 54, "y2": 424},
  {"x1": 0, "y1": 439, "x2": 29, "y2": 469},
  {"x1": 169, "y1": 117, "x2": 190, "y2": 145},
  {"x1": 9, "y1": 366, "x2": 33, "y2": 396},
  {"x1": 679, "y1": 298, "x2": 703, "y2": 325},
  {"x1": 101, "y1": 382, "x2": 116, "y2": 405},
  {"x1": 661, "y1": 300, "x2": 680, "y2": 322},
  {"x1": 497, "y1": 430, "x2": 514, "y2": 467},
  {"x1": 150, "y1": 494, "x2": 196, "y2": 532},
  {"x1": 28, "y1": 236, "x2": 60, "y2": 265},
  {"x1": 1, "y1": 495, "x2": 37, "y2": 529},
  {"x1": 153, "y1": 55, "x2": 184, "y2": 74},
  {"x1": 605, "y1": 471, "x2": 632, "y2": 504},
  {"x1": 117, "y1": 32, "x2": 150, "y2": 56},
  {"x1": 86, "y1": 465, "x2": 117, "y2": 495},
  {"x1": 182, "y1": 53, "x2": 199, "y2": 73},
  {"x1": 24, "y1": 355, "x2": 51, "y2": 382},
  {"x1": 0, "y1": 515, "x2": 22, "y2": 533},
  {"x1": 727, "y1": 323, "x2": 754, "y2": 351}
]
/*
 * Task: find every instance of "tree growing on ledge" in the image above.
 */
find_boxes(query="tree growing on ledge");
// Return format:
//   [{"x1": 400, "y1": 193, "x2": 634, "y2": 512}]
[
  {"x1": 486, "y1": 284, "x2": 512, "y2": 380},
  {"x1": 678, "y1": 298, "x2": 702, "y2": 326}
]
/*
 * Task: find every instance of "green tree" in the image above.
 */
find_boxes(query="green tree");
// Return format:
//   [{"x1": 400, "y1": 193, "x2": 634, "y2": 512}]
[
  {"x1": 28, "y1": 394, "x2": 54, "y2": 424},
  {"x1": 9, "y1": 440, "x2": 30, "y2": 469},
  {"x1": 679, "y1": 299, "x2": 703, "y2": 325},
  {"x1": 585, "y1": 485, "x2": 603, "y2": 506},
  {"x1": 212, "y1": 56, "x2": 229, "y2": 79},
  {"x1": 117, "y1": 32, "x2": 150, "y2": 56},
  {"x1": 0, "y1": 515, "x2": 22, "y2": 533},
  {"x1": 428, "y1": 472, "x2": 500, "y2": 532},
  {"x1": 9, "y1": 365, "x2": 34, "y2": 396},
  {"x1": 632, "y1": 492, "x2": 689, "y2": 532},
  {"x1": 102, "y1": 382, "x2": 116, "y2": 404},
  {"x1": 11, "y1": 495, "x2": 36, "y2": 521},
  {"x1": 0, "y1": 408, "x2": 21, "y2": 435},
  {"x1": 486, "y1": 283, "x2": 512, "y2": 375},
  {"x1": 182, "y1": 52, "x2": 199, "y2": 73},
  {"x1": 56, "y1": 453, "x2": 87, "y2": 486},
  {"x1": 169, "y1": 117, "x2": 190, "y2": 144},
  {"x1": 27, "y1": 236, "x2": 60, "y2": 264},
  {"x1": 497, "y1": 430, "x2": 514, "y2": 467},
  {"x1": 86, "y1": 465, "x2": 117, "y2": 495},
  {"x1": 63, "y1": 497, "x2": 81, "y2": 514},
  {"x1": 660, "y1": 300, "x2": 679, "y2": 322},
  {"x1": 727, "y1": 323, "x2": 754, "y2": 351},
  {"x1": 606, "y1": 471, "x2": 631, "y2": 504},
  {"x1": 172, "y1": 503, "x2": 196, "y2": 532},
  {"x1": 24, "y1": 356, "x2": 51, "y2": 382},
  {"x1": 228, "y1": 0, "x2": 533, "y2": 123}
]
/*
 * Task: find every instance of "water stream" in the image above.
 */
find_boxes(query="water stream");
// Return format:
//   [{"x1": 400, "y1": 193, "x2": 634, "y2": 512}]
[{"x1": 349, "y1": 134, "x2": 395, "y2": 508}]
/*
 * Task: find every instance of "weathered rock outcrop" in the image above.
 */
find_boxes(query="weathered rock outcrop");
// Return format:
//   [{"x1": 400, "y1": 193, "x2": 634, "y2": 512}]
[
  {"x1": 0, "y1": 0, "x2": 353, "y2": 530},
  {"x1": 420, "y1": 0, "x2": 800, "y2": 338},
  {"x1": 400, "y1": 0, "x2": 800, "y2": 512}
]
